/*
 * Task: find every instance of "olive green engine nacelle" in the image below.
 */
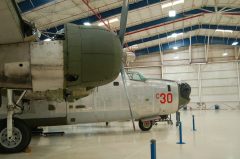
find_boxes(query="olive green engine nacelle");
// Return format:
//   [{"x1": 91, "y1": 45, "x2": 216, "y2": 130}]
[
  {"x1": 0, "y1": 24, "x2": 122, "y2": 99},
  {"x1": 64, "y1": 24, "x2": 122, "y2": 88}
]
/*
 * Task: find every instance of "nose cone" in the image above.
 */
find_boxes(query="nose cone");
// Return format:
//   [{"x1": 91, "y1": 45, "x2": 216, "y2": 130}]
[{"x1": 178, "y1": 83, "x2": 191, "y2": 109}]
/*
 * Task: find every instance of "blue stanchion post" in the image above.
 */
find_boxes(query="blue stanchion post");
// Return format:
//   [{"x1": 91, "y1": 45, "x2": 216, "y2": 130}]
[
  {"x1": 176, "y1": 121, "x2": 186, "y2": 144},
  {"x1": 150, "y1": 139, "x2": 156, "y2": 159},
  {"x1": 192, "y1": 115, "x2": 196, "y2": 131}
]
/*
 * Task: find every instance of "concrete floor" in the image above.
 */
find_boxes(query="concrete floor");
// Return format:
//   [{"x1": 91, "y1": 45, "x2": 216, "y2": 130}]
[{"x1": 1, "y1": 110, "x2": 240, "y2": 159}]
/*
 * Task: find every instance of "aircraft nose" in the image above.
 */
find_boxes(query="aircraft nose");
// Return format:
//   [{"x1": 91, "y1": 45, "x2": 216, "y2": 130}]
[{"x1": 178, "y1": 82, "x2": 191, "y2": 109}]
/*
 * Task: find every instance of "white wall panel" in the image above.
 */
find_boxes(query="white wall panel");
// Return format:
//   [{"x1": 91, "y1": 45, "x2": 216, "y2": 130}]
[
  {"x1": 201, "y1": 70, "x2": 237, "y2": 79},
  {"x1": 164, "y1": 73, "x2": 198, "y2": 81},
  {"x1": 192, "y1": 46, "x2": 205, "y2": 60},
  {"x1": 202, "y1": 95, "x2": 239, "y2": 102},
  {"x1": 202, "y1": 87, "x2": 238, "y2": 95},
  {"x1": 201, "y1": 62, "x2": 236, "y2": 71},
  {"x1": 190, "y1": 88, "x2": 199, "y2": 96},
  {"x1": 163, "y1": 50, "x2": 189, "y2": 65},
  {"x1": 164, "y1": 65, "x2": 198, "y2": 73},
  {"x1": 201, "y1": 78, "x2": 238, "y2": 87}
]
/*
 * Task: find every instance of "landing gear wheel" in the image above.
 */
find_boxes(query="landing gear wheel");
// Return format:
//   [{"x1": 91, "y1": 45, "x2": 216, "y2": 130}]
[
  {"x1": 0, "y1": 118, "x2": 31, "y2": 153},
  {"x1": 138, "y1": 120, "x2": 153, "y2": 131}
]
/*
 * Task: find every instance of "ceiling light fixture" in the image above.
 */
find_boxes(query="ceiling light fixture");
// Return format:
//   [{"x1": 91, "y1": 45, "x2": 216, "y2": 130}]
[
  {"x1": 169, "y1": 10, "x2": 176, "y2": 17},
  {"x1": 215, "y1": 29, "x2": 233, "y2": 33},
  {"x1": 173, "y1": 46, "x2": 178, "y2": 50},
  {"x1": 222, "y1": 53, "x2": 228, "y2": 56},
  {"x1": 167, "y1": 32, "x2": 183, "y2": 38},
  {"x1": 171, "y1": 33, "x2": 178, "y2": 38},
  {"x1": 232, "y1": 42, "x2": 239, "y2": 46},
  {"x1": 83, "y1": 22, "x2": 91, "y2": 26},
  {"x1": 174, "y1": 56, "x2": 179, "y2": 59},
  {"x1": 44, "y1": 38, "x2": 51, "y2": 41},
  {"x1": 162, "y1": 0, "x2": 184, "y2": 9},
  {"x1": 98, "y1": 18, "x2": 119, "y2": 26}
]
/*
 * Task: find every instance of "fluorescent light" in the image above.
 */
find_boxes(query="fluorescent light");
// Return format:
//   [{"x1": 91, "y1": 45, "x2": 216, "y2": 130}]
[
  {"x1": 232, "y1": 42, "x2": 239, "y2": 46},
  {"x1": 215, "y1": 29, "x2": 233, "y2": 33},
  {"x1": 167, "y1": 32, "x2": 183, "y2": 38},
  {"x1": 174, "y1": 56, "x2": 179, "y2": 59},
  {"x1": 83, "y1": 22, "x2": 91, "y2": 26},
  {"x1": 98, "y1": 18, "x2": 119, "y2": 26},
  {"x1": 173, "y1": 46, "x2": 178, "y2": 50},
  {"x1": 44, "y1": 38, "x2": 51, "y2": 41},
  {"x1": 162, "y1": 0, "x2": 184, "y2": 9},
  {"x1": 171, "y1": 33, "x2": 178, "y2": 38},
  {"x1": 222, "y1": 53, "x2": 228, "y2": 56},
  {"x1": 169, "y1": 10, "x2": 176, "y2": 17}
]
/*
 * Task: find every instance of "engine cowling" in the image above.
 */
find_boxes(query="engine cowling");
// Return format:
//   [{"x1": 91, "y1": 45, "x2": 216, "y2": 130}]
[{"x1": 0, "y1": 24, "x2": 122, "y2": 100}]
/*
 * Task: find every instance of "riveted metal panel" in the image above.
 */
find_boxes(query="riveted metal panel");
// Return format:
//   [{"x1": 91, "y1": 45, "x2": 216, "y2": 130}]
[
  {"x1": 0, "y1": 42, "x2": 31, "y2": 88},
  {"x1": 30, "y1": 41, "x2": 64, "y2": 91}
]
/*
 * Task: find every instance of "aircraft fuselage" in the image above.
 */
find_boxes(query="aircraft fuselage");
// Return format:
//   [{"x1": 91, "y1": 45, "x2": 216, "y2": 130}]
[{"x1": 0, "y1": 73, "x2": 189, "y2": 128}]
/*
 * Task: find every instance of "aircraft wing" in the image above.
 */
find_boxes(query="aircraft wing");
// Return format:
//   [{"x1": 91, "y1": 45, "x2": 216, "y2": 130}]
[{"x1": 0, "y1": 0, "x2": 33, "y2": 44}]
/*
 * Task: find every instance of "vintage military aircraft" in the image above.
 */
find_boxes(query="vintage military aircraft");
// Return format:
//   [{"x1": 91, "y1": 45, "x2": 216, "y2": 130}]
[
  {"x1": 0, "y1": 0, "x2": 129, "y2": 153},
  {"x1": 0, "y1": 71, "x2": 191, "y2": 153},
  {"x1": 0, "y1": 0, "x2": 191, "y2": 154}
]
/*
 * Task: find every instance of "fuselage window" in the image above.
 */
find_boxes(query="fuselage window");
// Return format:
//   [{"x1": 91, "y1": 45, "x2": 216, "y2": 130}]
[{"x1": 127, "y1": 72, "x2": 146, "y2": 82}]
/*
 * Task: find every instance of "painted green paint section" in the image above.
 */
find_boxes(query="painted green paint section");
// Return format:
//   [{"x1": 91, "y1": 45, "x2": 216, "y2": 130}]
[{"x1": 64, "y1": 24, "x2": 122, "y2": 88}]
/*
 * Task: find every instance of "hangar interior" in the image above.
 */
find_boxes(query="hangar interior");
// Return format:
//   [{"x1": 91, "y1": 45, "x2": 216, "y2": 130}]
[
  {"x1": 1, "y1": 0, "x2": 240, "y2": 158},
  {"x1": 15, "y1": 0, "x2": 240, "y2": 110}
]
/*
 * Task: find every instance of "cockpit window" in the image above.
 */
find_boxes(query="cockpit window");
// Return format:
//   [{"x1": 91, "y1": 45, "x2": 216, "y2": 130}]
[{"x1": 127, "y1": 71, "x2": 146, "y2": 82}]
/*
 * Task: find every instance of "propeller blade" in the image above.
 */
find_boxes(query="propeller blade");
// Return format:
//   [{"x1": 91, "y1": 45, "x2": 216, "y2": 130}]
[
  {"x1": 119, "y1": 0, "x2": 129, "y2": 45},
  {"x1": 120, "y1": 66, "x2": 136, "y2": 131},
  {"x1": 118, "y1": 0, "x2": 135, "y2": 131}
]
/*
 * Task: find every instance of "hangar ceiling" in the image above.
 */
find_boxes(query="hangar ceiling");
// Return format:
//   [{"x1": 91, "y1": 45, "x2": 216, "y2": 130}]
[{"x1": 16, "y1": 0, "x2": 240, "y2": 56}]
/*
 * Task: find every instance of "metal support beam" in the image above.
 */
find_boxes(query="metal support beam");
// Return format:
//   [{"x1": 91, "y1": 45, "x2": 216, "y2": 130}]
[
  {"x1": 159, "y1": 43, "x2": 164, "y2": 79},
  {"x1": 197, "y1": 65, "x2": 202, "y2": 104},
  {"x1": 234, "y1": 47, "x2": 238, "y2": 60},
  {"x1": 234, "y1": 47, "x2": 240, "y2": 60},
  {"x1": 205, "y1": 35, "x2": 210, "y2": 63},
  {"x1": 204, "y1": 45, "x2": 207, "y2": 63},
  {"x1": 189, "y1": 34, "x2": 192, "y2": 64},
  {"x1": 237, "y1": 62, "x2": 240, "y2": 100},
  {"x1": 238, "y1": 47, "x2": 240, "y2": 60}
]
